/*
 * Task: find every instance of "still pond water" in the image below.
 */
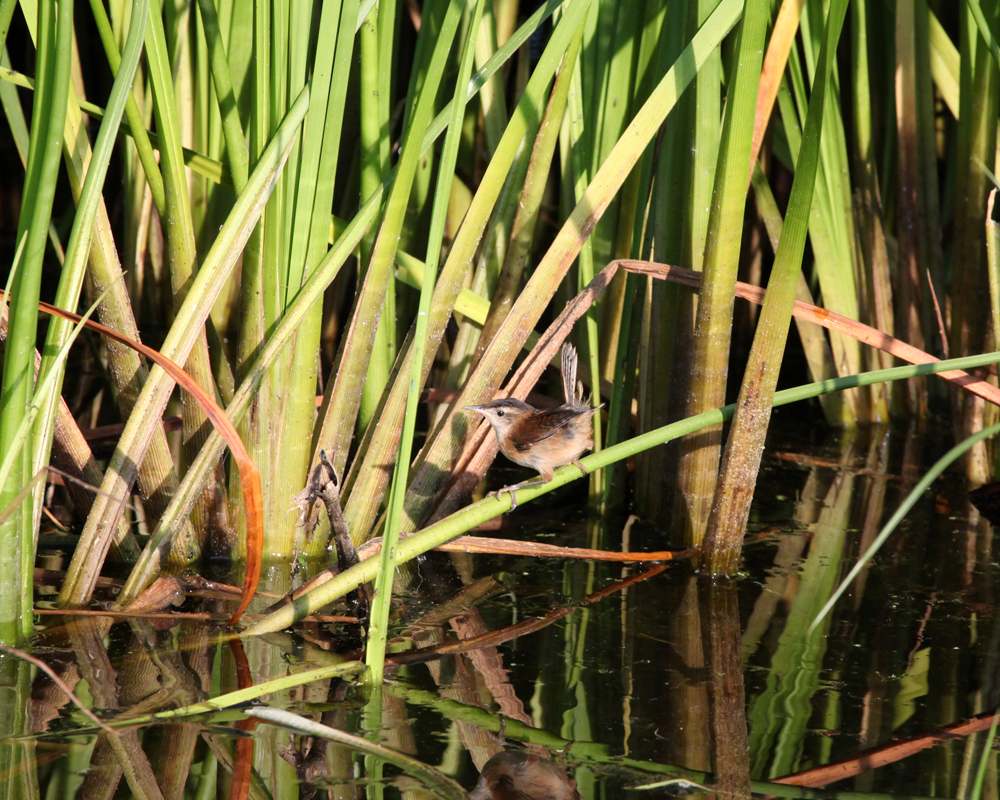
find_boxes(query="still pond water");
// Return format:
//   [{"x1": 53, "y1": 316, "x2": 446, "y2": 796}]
[{"x1": 8, "y1": 422, "x2": 1000, "y2": 799}]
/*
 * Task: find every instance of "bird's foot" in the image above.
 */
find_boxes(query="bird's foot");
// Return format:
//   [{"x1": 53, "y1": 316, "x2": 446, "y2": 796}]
[
  {"x1": 488, "y1": 485, "x2": 519, "y2": 512},
  {"x1": 488, "y1": 479, "x2": 545, "y2": 512}
]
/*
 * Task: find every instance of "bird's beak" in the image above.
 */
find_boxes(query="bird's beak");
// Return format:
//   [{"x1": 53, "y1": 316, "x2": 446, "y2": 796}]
[{"x1": 464, "y1": 405, "x2": 483, "y2": 413}]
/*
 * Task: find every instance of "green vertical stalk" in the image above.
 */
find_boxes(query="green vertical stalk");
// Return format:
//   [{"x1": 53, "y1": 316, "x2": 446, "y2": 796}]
[
  {"x1": 951, "y1": 0, "x2": 999, "y2": 481},
  {"x1": 590, "y1": 0, "x2": 636, "y2": 271},
  {"x1": 189, "y1": 1, "x2": 211, "y2": 252},
  {"x1": 603, "y1": 0, "x2": 668, "y2": 512},
  {"x1": 784, "y1": 8, "x2": 865, "y2": 425},
  {"x1": 259, "y1": 0, "x2": 309, "y2": 561},
  {"x1": 673, "y1": 0, "x2": 769, "y2": 546},
  {"x1": 225, "y1": 0, "x2": 252, "y2": 109},
  {"x1": 231, "y1": 0, "x2": 270, "y2": 560},
  {"x1": 235, "y1": 0, "x2": 270, "y2": 354},
  {"x1": 685, "y1": 0, "x2": 721, "y2": 281},
  {"x1": 89, "y1": 0, "x2": 166, "y2": 215},
  {"x1": 369, "y1": 0, "x2": 482, "y2": 686},
  {"x1": 703, "y1": 0, "x2": 849, "y2": 574},
  {"x1": 851, "y1": 0, "x2": 894, "y2": 422},
  {"x1": 651, "y1": 0, "x2": 719, "y2": 504},
  {"x1": 32, "y1": 0, "x2": 150, "y2": 549},
  {"x1": 196, "y1": 0, "x2": 249, "y2": 192},
  {"x1": 410, "y1": 0, "x2": 483, "y2": 412},
  {"x1": 259, "y1": 0, "x2": 283, "y2": 332},
  {"x1": 564, "y1": 14, "x2": 595, "y2": 322},
  {"x1": 586, "y1": 0, "x2": 635, "y2": 402},
  {"x1": 261, "y1": 0, "x2": 355, "y2": 560},
  {"x1": 475, "y1": 21, "x2": 585, "y2": 360},
  {"x1": 317, "y1": 0, "x2": 461, "y2": 511},
  {"x1": 895, "y1": 0, "x2": 930, "y2": 419},
  {"x1": 259, "y1": 0, "x2": 288, "y2": 540},
  {"x1": 146, "y1": 0, "x2": 225, "y2": 560},
  {"x1": 294, "y1": 0, "x2": 359, "y2": 560},
  {"x1": 357, "y1": 0, "x2": 394, "y2": 435},
  {"x1": 474, "y1": 1, "x2": 508, "y2": 153},
  {"x1": 61, "y1": 88, "x2": 309, "y2": 609},
  {"x1": 635, "y1": 0, "x2": 687, "y2": 524},
  {"x1": 193, "y1": 0, "x2": 243, "y2": 370},
  {"x1": 562, "y1": 0, "x2": 603, "y2": 505},
  {"x1": 339, "y1": 0, "x2": 595, "y2": 542},
  {"x1": 0, "y1": 0, "x2": 72, "y2": 643}
]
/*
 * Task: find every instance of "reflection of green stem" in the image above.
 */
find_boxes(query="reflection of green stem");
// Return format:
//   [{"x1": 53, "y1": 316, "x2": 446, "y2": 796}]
[
  {"x1": 63, "y1": 661, "x2": 365, "y2": 731},
  {"x1": 246, "y1": 351, "x2": 1000, "y2": 635},
  {"x1": 970, "y1": 710, "x2": 1000, "y2": 800},
  {"x1": 248, "y1": 707, "x2": 468, "y2": 800},
  {"x1": 389, "y1": 682, "x2": 941, "y2": 800},
  {"x1": 812, "y1": 419, "x2": 1000, "y2": 631},
  {"x1": 560, "y1": 523, "x2": 599, "y2": 797},
  {"x1": 0, "y1": 655, "x2": 38, "y2": 798},
  {"x1": 363, "y1": 690, "x2": 385, "y2": 800},
  {"x1": 748, "y1": 458, "x2": 854, "y2": 777}
]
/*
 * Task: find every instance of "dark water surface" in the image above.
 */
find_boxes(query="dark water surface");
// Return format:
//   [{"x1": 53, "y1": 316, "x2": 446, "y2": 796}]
[{"x1": 10, "y1": 424, "x2": 1000, "y2": 799}]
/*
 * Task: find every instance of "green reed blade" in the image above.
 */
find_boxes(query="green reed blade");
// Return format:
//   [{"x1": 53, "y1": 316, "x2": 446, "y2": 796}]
[
  {"x1": 195, "y1": 0, "x2": 248, "y2": 192},
  {"x1": 673, "y1": 0, "x2": 769, "y2": 545},
  {"x1": 703, "y1": 0, "x2": 850, "y2": 575},
  {"x1": 62, "y1": 88, "x2": 309, "y2": 608},
  {"x1": 86, "y1": 0, "x2": 166, "y2": 215},
  {"x1": 370, "y1": 0, "x2": 486, "y2": 687},
  {"x1": 0, "y1": 0, "x2": 73, "y2": 643},
  {"x1": 32, "y1": 0, "x2": 150, "y2": 548}
]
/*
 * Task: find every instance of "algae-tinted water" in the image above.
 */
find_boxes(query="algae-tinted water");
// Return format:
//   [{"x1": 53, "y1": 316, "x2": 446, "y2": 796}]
[{"x1": 15, "y1": 424, "x2": 1000, "y2": 799}]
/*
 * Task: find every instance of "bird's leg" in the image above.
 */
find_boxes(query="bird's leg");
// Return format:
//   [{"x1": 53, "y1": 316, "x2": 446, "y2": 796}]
[
  {"x1": 489, "y1": 478, "x2": 546, "y2": 511},
  {"x1": 571, "y1": 459, "x2": 588, "y2": 476}
]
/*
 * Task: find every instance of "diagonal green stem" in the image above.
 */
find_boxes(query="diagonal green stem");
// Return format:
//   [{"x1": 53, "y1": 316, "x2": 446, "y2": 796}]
[{"x1": 244, "y1": 348, "x2": 1000, "y2": 636}]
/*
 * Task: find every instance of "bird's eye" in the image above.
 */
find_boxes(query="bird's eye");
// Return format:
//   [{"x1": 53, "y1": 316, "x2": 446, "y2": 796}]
[{"x1": 497, "y1": 410, "x2": 505, "y2": 417}]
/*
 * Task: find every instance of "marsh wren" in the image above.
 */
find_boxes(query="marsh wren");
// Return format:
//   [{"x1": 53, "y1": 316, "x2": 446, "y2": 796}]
[
  {"x1": 470, "y1": 750, "x2": 581, "y2": 800},
  {"x1": 465, "y1": 344, "x2": 601, "y2": 510}
]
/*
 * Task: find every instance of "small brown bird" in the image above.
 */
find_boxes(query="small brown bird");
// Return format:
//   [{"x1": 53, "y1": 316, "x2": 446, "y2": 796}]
[
  {"x1": 470, "y1": 750, "x2": 581, "y2": 800},
  {"x1": 465, "y1": 343, "x2": 601, "y2": 510}
]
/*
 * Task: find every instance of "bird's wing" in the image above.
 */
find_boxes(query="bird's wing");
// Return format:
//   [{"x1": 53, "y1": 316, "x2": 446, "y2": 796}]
[{"x1": 511, "y1": 407, "x2": 590, "y2": 451}]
